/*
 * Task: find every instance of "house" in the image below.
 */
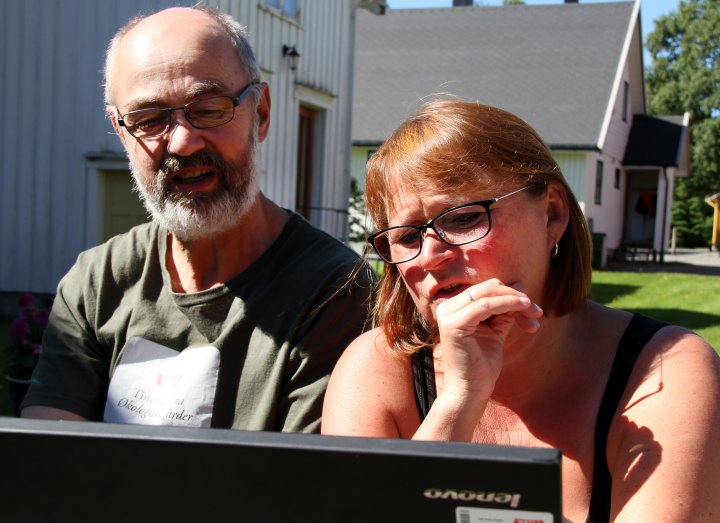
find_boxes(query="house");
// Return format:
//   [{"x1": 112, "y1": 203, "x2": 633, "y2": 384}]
[
  {"x1": 0, "y1": 0, "x2": 385, "y2": 301},
  {"x1": 351, "y1": 0, "x2": 691, "y2": 266},
  {"x1": 707, "y1": 192, "x2": 720, "y2": 251}
]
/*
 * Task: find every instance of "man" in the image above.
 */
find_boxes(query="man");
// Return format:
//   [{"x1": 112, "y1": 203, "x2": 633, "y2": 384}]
[{"x1": 21, "y1": 6, "x2": 372, "y2": 432}]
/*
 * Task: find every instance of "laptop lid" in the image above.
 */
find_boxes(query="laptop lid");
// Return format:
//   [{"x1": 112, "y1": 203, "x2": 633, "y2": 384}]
[{"x1": 0, "y1": 417, "x2": 561, "y2": 522}]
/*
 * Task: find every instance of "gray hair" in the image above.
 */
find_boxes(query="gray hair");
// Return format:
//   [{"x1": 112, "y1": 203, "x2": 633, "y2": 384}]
[{"x1": 104, "y1": 5, "x2": 261, "y2": 106}]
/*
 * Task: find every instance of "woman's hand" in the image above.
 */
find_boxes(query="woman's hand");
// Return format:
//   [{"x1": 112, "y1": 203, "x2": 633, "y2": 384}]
[{"x1": 433, "y1": 279, "x2": 543, "y2": 416}]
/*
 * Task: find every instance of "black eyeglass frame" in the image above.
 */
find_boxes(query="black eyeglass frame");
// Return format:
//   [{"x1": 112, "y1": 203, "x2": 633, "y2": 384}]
[
  {"x1": 368, "y1": 185, "x2": 532, "y2": 265},
  {"x1": 116, "y1": 79, "x2": 261, "y2": 138}
]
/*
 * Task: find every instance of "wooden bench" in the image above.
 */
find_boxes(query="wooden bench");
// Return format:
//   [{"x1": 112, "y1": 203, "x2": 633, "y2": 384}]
[{"x1": 620, "y1": 240, "x2": 655, "y2": 262}]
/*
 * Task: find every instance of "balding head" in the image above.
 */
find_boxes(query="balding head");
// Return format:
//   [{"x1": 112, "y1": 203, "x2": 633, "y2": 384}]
[{"x1": 104, "y1": 6, "x2": 259, "y2": 106}]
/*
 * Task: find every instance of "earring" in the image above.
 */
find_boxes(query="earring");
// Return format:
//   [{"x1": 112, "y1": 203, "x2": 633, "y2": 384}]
[{"x1": 552, "y1": 242, "x2": 559, "y2": 258}]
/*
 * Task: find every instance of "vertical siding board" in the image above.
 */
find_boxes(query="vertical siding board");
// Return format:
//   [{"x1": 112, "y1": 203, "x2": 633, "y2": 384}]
[
  {"x1": 30, "y1": 1, "x2": 55, "y2": 292},
  {"x1": 15, "y1": 3, "x2": 40, "y2": 290},
  {"x1": 0, "y1": 0, "x2": 17, "y2": 290}
]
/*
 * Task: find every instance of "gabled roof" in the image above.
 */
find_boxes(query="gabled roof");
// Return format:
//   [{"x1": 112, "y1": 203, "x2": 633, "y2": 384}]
[
  {"x1": 623, "y1": 115, "x2": 687, "y2": 167},
  {"x1": 353, "y1": 1, "x2": 636, "y2": 149}
]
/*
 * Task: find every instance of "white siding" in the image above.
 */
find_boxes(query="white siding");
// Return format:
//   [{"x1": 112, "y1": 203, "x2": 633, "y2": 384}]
[
  {"x1": 582, "y1": 152, "x2": 626, "y2": 252},
  {"x1": 602, "y1": 65, "x2": 634, "y2": 161},
  {"x1": 553, "y1": 151, "x2": 588, "y2": 214},
  {"x1": 351, "y1": 146, "x2": 378, "y2": 188},
  {"x1": 1, "y1": 0, "x2": 361, "y2": 294}
]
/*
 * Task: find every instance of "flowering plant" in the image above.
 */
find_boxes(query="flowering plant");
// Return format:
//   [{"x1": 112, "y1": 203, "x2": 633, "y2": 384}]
[{"x1": 4, "y1": 293, "x2": 51, "y2": 380}]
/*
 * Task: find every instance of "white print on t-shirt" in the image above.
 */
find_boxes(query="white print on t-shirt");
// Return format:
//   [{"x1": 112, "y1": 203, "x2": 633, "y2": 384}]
[{"x1": 104, "y1": 337, "x2": 220, "y2": 427}]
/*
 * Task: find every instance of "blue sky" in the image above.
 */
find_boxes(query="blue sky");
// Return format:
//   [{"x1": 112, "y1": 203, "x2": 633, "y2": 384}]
[{"x1": 385, "y1": 0, "x2": 680, "y2": 63}]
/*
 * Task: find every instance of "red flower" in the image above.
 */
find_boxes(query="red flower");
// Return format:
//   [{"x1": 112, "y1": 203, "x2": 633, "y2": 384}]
[
  {"x1": 9, "y1": 317, "x2": 30, "y2": 342},
  {"x1": 4, "y1": 293, "x2": 52, "y2": 380}
]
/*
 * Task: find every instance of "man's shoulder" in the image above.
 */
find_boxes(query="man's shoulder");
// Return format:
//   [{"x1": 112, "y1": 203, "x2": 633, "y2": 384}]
[
  {"x1": 287, "y1": 214, "x2": 362, "y2": 264},
  {"x1": 264, "y1": 214, "x2": 375, "y2": 291},
  {"x1": 71, "y1": 222, "x2": 161, "y2": 278}
]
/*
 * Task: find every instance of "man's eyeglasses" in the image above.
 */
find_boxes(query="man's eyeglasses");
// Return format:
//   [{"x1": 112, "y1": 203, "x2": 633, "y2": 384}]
[
  {"x1": 116, "y1": 80, "x2": 261, "y2": 139},
  {"x1": 368, "y1": 185, "x2": 531, "y2": 264}
]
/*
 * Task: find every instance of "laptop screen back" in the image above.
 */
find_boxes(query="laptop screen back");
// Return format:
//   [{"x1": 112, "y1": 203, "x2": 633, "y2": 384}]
[{"x1": 0, "y1": 418, "x2": 561, "y2": 522}]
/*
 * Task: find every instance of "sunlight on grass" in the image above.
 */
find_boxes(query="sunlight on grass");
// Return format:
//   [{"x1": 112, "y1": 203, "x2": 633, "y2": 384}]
[{"x1": 591, "y1": 271, "x2": 720, "y2": 352}]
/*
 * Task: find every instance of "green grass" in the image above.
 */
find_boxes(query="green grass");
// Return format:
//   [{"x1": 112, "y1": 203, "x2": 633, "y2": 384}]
[{"x1": 591, "y1": 270, "x2": 720, "y2": 352}]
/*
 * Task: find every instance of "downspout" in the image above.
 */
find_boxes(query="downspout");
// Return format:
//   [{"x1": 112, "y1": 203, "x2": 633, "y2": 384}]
[{"x1": 660, "y1": 167, "x2": 668, "y2": 263}]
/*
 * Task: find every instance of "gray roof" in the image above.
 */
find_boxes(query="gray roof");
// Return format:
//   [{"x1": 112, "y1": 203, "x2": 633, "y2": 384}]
[{"x1": 353, "y1": 2, "x2": 636, "y2": 149}]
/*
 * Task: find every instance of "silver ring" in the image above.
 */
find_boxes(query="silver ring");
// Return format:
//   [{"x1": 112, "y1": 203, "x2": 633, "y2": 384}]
[{"x1": 465, "y1": 289, "x2": 474, "y2": 303}]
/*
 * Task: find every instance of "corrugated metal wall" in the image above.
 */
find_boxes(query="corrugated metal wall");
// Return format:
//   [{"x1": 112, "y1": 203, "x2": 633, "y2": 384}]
[{"x1": 0, "y1": 0, "x2": 359, "y2": 295}]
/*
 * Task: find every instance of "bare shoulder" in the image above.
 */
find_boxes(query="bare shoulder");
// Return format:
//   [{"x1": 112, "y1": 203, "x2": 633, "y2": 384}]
[
  {"x1": 322, "y1": 327, "x2": 418, "y2": 437},
  {"x1": 607, "y1": 322, "x2": 720, "y2": 520},
  {"x1": 333, "y1": 328, "x2": 408, "y2": 373},
  {"x1": 635, "y1": 323, "x2": 720, "y2": 394}
]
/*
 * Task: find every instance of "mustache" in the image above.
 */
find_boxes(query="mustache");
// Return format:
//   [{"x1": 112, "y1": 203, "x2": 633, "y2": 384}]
[{"x1": 159, "y1": 150, "x2": 227, "y2": 178}]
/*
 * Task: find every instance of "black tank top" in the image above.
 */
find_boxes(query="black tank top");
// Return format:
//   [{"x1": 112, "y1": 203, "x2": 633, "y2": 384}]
[{"x1": 411, "y1": 313, "x2": 668, "y2": 523}]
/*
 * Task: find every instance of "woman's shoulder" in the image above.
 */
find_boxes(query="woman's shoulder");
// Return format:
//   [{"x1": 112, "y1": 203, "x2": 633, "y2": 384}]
[
  {"x1": 335, "y1": 327, "x2": 411, "y2": 377},
  {"x1": 604, "y1": 317, "x2": 720, "y2": 519},
  {"x1": 590, "y1": 305, "x2": 720, "y2": 411},
  {"x1": 322, "y1": 327, "x2": 419, "y2": 437},
  {"x1": 632, "y1": 316, "x2": 719, "y2": 383}
]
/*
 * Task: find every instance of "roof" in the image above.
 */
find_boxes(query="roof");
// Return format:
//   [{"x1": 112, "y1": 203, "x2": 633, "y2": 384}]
[
  {"x1": 623, "y1": 115, "x2": 686, "y2": 167},
  {"x1": 352, "y1": 1, "x2": 636, "y2": 149}
]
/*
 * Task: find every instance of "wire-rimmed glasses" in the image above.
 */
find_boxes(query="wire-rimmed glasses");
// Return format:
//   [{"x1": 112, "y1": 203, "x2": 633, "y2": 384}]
[
  {"x1": 116, "y1": 79, "x2": 261, "y2": 138},
  {"x1": 368, "y1": 185, "x2": 531, "y2": 264}
]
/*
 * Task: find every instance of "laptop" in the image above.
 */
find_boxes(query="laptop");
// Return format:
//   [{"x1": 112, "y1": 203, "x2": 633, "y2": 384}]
[{"x1": 0, "y1": 417, "x2": 561, "y2": 522}]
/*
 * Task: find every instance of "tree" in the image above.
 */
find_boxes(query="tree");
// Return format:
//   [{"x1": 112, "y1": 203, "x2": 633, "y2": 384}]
[
  {"x1": 645, "y1": 0, "x2": 720, "y2": 247},
  {"x1": 348, "y1": 178, "x2": 371, "y2": 243}
]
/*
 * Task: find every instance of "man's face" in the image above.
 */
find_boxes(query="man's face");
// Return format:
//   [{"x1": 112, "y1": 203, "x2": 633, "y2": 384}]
[{"x1": 107, "y1": 9, "x2": 270, "y2": 240}]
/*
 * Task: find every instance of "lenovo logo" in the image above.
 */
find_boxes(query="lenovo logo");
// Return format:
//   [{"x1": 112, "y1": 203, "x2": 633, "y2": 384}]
[{"x1": 423, "y1": 488, "x2": 522, "y2": 508}]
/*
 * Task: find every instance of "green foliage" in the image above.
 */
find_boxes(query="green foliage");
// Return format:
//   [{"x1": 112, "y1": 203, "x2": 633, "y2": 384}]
[
  {"x1": 502, "y1": 0, "x2": 525, "y2": 5},
  {"x1": 645, "y1": 0, "x2": 719, "y2": 247},
  {"x1": 348, "y1": 178, "x2": 371, "y2": 243},
  {"x1": 672, "y1": 179, "x2": 713, "y2": 246}
]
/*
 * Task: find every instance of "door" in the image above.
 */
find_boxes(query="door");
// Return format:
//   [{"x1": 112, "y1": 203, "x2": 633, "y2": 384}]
[
  {"x1": 296, "y1": 106, "x2": 315, "y2": 220},
  {"x1": 102, "y1": 169, "x2": 149, "y2": 241}
]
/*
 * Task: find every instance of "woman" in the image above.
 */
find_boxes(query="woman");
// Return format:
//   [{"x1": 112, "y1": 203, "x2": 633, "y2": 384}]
[{"x1": 322, "y1": 100, "x2": 720, "y2": 522}]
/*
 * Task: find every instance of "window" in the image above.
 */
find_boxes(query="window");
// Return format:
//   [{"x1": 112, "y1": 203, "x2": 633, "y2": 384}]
[
  {"x1": 614, "y1": 168, "x2": 621, "y2": 189},
  {"x1": 265, "y1": 0, "x2": 298, "y2": 18},
  {"x1": 622, "y1": 81, "x2": 629, "y2": 122},
  {"x1": 594, "y1": 160, "x2": 604, "y2": 205}
]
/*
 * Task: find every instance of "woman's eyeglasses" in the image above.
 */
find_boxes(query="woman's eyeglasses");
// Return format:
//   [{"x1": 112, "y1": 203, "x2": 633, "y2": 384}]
[{"x1": 368, "y1": 185, "x2": 531, "y2": 264}]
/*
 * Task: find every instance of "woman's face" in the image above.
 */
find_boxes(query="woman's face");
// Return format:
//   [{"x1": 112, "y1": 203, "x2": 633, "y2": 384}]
[{"x1": 387, "y1": 181, "x2": 555, "y2": 324}]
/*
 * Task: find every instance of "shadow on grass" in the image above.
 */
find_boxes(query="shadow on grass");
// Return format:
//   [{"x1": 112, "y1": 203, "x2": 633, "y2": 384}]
[
  {"x1": 606, "y1": 261, "x2": 720, "y2": 276},
  {"x1": 590, "y1": 282, "x2": 640, "y2": 304},
  {"x1": 616, "y1": 308, "x2": 720, "y2": 333}
]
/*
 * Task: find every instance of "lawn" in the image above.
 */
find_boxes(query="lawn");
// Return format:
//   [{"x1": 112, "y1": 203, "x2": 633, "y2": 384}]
[
  {"x1": 591, "y1": 270, "x2": 720, "y2": 352},
  {"x1": 1, "y1": 269, "x2": 717, "y2": 416}
]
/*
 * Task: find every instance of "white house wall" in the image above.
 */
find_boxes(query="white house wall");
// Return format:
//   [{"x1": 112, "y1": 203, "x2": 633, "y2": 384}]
[
  {"x1": 585, "y1": 152, "x2": 626, "y2": 254},
  {"x1": 553, "y1": 151, "x2": 587, "y2": 215},
  {"x1": 350, "y1": 146, "x2": 377, "y2": 189},
  {"x1": 0, "y1": 0, "x2": 359, "y2": 295}
]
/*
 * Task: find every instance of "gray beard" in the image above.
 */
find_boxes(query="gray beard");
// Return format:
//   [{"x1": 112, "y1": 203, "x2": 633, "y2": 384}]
[{"x1": 130, "y1": 142, "x2": 260, "y2": 242}]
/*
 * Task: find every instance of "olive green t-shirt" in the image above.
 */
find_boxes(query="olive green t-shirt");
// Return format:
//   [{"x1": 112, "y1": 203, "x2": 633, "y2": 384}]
[{"x1": 23, "y1": 214, "x2": 373, "y2": 432}]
